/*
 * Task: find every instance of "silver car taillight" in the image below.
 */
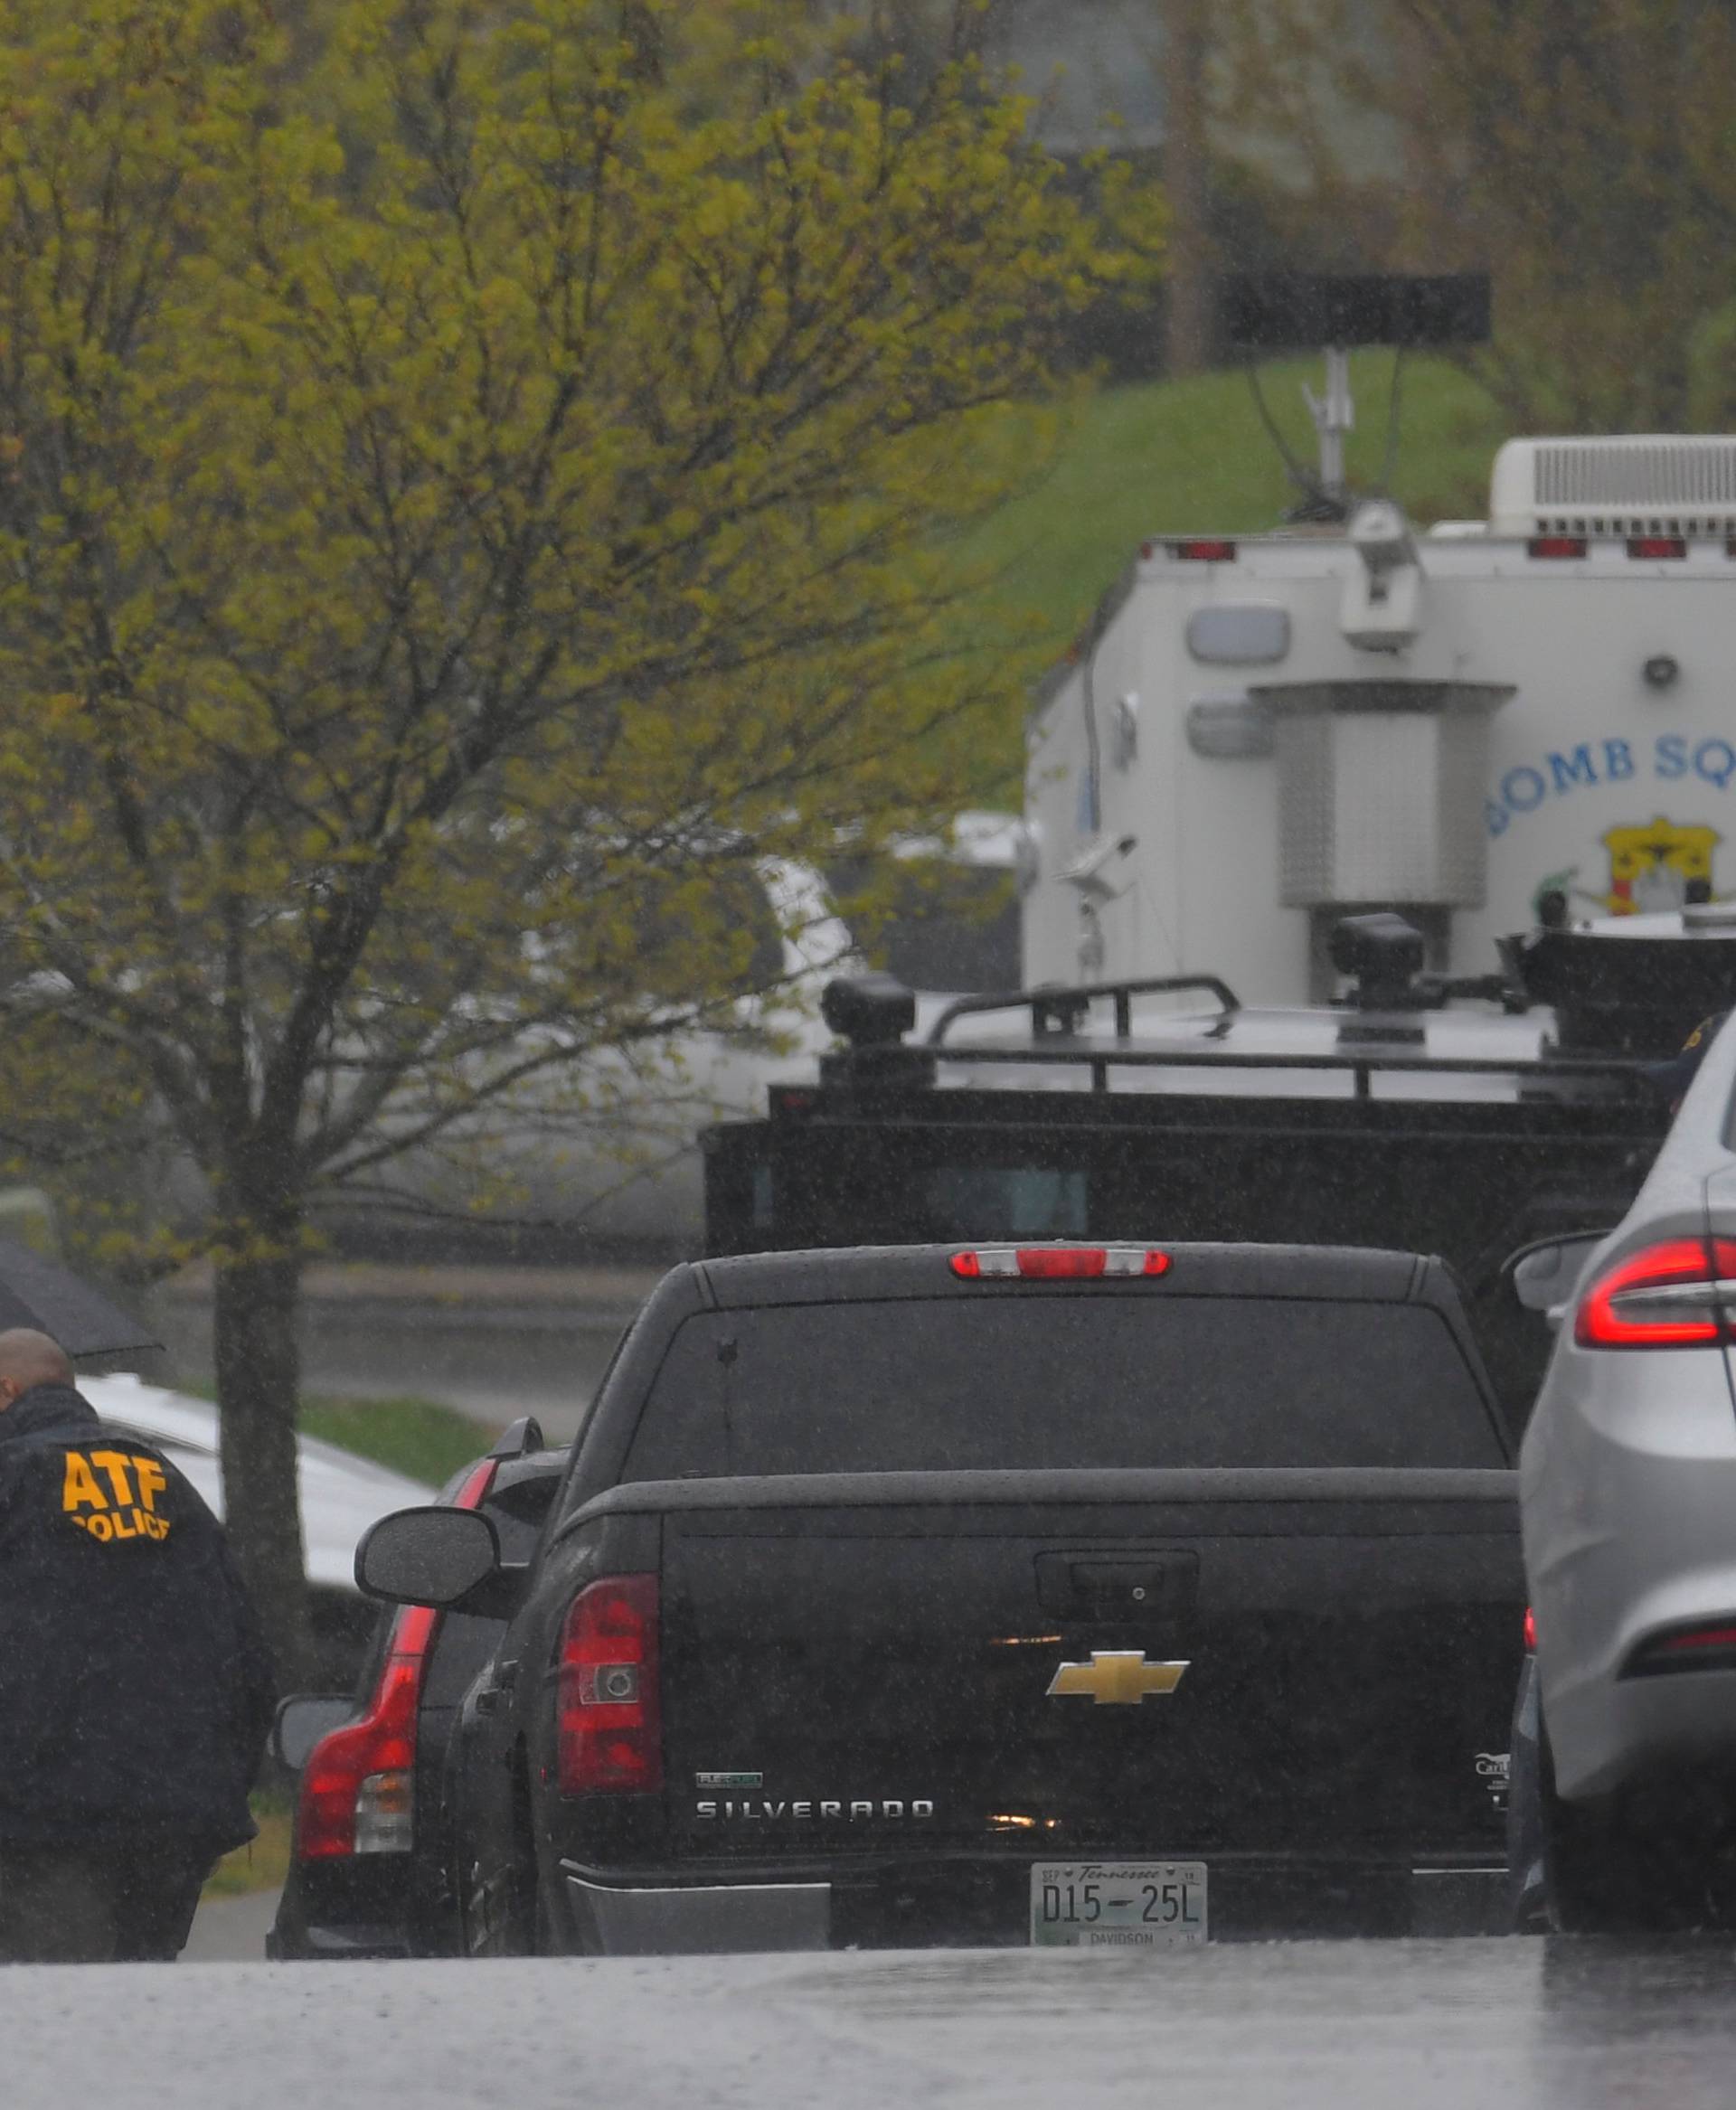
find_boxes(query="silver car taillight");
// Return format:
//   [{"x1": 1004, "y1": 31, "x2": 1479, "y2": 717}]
[{"x1": 1574, "y1": 1237, "x2": 1736, "y2": 1349}]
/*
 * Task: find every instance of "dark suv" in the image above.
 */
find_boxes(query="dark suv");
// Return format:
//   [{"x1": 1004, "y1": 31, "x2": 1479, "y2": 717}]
[{"x1": 269, "y1": 1419, "x2": 567, "y2": 1960}]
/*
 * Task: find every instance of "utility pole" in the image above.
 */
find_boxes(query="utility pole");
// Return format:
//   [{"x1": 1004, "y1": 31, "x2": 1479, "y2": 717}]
[{"x1": 1161, "y1": 0, "x2": 1212, "y2": 376}]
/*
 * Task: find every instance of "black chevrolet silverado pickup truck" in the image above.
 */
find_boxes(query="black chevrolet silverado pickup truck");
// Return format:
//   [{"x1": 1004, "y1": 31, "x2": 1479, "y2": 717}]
[{"x1": 357, "y1": 1240, "x2": 1524, "y2": 1953}]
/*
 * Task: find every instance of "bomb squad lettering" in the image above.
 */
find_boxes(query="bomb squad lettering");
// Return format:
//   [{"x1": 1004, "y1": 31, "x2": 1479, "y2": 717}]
[{"x1": 1486, "y1": 733, "x2": 1736, "y2": 835}]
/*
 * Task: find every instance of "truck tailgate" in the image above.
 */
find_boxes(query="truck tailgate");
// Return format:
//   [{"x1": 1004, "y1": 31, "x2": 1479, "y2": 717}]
[{"x1": 633, "y1": 1469, "x2": 1521, "y2": 1860}]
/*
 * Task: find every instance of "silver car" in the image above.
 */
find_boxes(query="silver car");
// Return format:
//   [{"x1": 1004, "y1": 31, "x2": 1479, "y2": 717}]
[{"x1": 1518, "y1": 1010, "x2": 1736, "y2": 1931}]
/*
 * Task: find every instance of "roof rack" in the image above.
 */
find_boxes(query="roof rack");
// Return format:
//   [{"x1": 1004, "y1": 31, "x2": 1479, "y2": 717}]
[
  {"x1": 814, "y1": 947, "x2": 1670, "y2": 1102},
  {"x1": 927, "y1": 975, "x2": 1241, "y2": 1048},
  {"x1": 919, "y1": 1035, "x2": 1653, "y2": 1102}
]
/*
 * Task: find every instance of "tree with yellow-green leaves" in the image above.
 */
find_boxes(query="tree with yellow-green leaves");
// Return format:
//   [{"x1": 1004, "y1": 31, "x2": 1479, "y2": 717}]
[{"x1": 0, "y1": 0, "x2": 1151, "y2": 1672}]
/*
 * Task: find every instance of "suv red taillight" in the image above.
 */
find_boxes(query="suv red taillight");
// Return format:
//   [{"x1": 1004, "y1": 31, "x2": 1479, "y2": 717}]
[
  {"x1": 555, "y1": 1574, "x2": 662, "y2": 1795},
  {"x1": 296, "y1": 1457, "x2": 495, "y2": 1860},
  {"x1": 1574, "y1": 1237, "x2": 1736, "y2": 1349},
  {"x1": 297, "y1": 1603, "x2": 437, "y2": 1858}
]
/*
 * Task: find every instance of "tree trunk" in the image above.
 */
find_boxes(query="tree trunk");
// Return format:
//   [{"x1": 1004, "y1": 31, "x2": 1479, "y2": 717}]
[
  {"x1": 1162, "y1": 0, "x2": 1212, "y2": 378},
  {"x1": 212, "y1": 1245, "x2": 315, "y2": 1690}
]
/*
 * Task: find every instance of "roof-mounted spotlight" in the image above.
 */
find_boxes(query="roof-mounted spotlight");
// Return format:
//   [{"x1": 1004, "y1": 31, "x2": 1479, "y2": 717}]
[
  {"x1": 821, "y1": 972, "x2": 916, "y2": 1048},
  {"x1": 818, "y1": 973, "x2": 934, "y2": 1092},
  {"x1": 1330, "y1": 912, "x2": 1428, "y2": 1013}
]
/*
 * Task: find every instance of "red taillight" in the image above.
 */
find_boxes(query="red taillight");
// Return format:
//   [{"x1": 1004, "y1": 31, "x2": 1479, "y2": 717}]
[
  {"x1": 296, "y1": 1457, "x2": 495, "y2": 1860},
  {"x1": 1527, "y1": 535, "x2": 1588, "y2": 560},
  {"x1": 949, "y1": 1247, "x2": 1171, "y2": 1280},
  {"x1": 1523, "y1": 1606, "x2": 1536, "y2": 1654},
  {"x1": 297, "y1": 1603, "x2": 437, "y2": 1859},
  {"x1": 556, "y1": 1574, "x2": 662, "y2": 1795},
  {"x1": 1628, "y1": 535, "x2": 1687, "y2": 560},
  {"x1": 1659, "y1": 1625, "x2": 1736, "y2": 1653},
  {"x1": 1170, "y1": 538, "x2": 1237, "y2": 562},
  {"x1": 1574, "y1": 1237, "x2": 1736, "y2": 1349}
]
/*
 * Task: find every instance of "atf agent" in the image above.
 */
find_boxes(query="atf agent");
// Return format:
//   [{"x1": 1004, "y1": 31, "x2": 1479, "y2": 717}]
[{"x1": 0, "y1": 1329, "x2": 276, "y2": 1962}]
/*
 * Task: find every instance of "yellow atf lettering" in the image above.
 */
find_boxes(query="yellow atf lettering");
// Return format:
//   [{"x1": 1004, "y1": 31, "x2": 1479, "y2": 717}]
[
  {"x1": 61, "y1": 1452, "x2": 106, "y2": 1513},
  {"x1": 61, "y1": 1453, "x2": 171, "y2": 1544},
  {"x1": 90, "y1": 1451, "x2": 136, "y2": 1508},
  {"x1": 131, "y1": 1457, "x2": 167, "y2": 1514}
]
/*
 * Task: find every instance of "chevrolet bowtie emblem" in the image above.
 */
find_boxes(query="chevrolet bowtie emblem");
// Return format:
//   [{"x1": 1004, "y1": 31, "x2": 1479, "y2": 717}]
[{"x1": 1046, "y1": 1652, "x2": 1189, "y2": 1705}]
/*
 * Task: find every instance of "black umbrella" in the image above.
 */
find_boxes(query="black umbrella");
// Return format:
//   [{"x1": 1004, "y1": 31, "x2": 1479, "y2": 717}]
[{"x1": 0, "y1": 1239, "x2": 161, "y2": 1357}]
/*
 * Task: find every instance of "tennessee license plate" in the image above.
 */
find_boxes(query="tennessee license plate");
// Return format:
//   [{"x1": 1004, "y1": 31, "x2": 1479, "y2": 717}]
[{"x1": 1029, "y1": 1860, "x2": 1207, "y2": 1948}]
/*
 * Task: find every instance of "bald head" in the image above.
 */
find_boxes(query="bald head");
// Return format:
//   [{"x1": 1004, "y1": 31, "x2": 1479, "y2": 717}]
[{"x1": 0, "y1": 1329, "x2": 74, "y2": 1409}]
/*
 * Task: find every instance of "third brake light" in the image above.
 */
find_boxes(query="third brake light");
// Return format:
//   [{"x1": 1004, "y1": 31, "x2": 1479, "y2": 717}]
[{"x1": 950, "y1": 1247, "x2": 1172, "y2": 1281}]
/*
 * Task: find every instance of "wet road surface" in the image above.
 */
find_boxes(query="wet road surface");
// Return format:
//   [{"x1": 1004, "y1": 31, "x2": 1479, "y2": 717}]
[
  {"x1": 181, "y1": 1884, "x2": 282, "y2": 1963},
  {"x1": 11, "y1": 1939, "x2": 1736, "y2": 2107}
]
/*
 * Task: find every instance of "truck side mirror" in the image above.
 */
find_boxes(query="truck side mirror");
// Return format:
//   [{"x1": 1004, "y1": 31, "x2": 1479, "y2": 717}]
[{"x1": 354, "y1": 1506, "x2": 501, "y2": 1607}]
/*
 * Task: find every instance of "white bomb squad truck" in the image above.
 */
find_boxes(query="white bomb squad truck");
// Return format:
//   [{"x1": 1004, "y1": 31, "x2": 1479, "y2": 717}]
[{"x1": 1024, "y1": 428, "x2": 1736, "y2": 1002}]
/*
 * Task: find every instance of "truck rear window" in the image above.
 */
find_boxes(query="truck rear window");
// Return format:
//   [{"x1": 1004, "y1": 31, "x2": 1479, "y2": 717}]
[{"x1": 621, "y1": 1295, "x2": 1504, "y2": 1477}]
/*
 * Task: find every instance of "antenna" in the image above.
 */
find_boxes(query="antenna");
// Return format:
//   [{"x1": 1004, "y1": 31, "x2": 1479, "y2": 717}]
[
  {"x1": 1221, "y1": 275, "x2": 1490, "y2": 504},
  {"x1": 1302, "y1": 345, "x2": 1354, "y2": 498}
]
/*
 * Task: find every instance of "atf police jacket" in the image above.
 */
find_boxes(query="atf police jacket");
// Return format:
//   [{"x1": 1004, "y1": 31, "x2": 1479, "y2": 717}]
[{"x1": 0, "y1": 1383, "x2": 277, "y2": 1848}]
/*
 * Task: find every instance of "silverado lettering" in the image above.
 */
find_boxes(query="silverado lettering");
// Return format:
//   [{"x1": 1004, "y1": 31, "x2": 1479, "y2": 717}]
[{"x1": 694, "y1": 1799, "x2": 936, "y2": 1821}]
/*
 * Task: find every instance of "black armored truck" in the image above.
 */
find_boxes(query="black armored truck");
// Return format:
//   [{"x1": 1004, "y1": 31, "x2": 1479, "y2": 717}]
[{"x1": 701, "y1": 909, "x2": 1736, "y2": 1422}]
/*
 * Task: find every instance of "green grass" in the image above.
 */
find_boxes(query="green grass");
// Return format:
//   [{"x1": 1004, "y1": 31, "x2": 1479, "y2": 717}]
[
  {"x1": 203, "y1": 1791, "x2": 295, "y2": 1900},
  {"x1": 179, "y1": 1380, "x2": 492, "y2": 1488},
  {"x1": 956, "y1": 352, "x2": 1511, "y2": 665},
  {"x1": 296, "y1": 1394, "x2": 491, "y2": 1489}
]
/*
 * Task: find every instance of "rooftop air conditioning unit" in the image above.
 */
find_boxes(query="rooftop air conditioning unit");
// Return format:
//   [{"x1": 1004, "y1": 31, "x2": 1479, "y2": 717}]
[{"x1": 1490, "y1": 435, "x2": 1736, "y2": 538}]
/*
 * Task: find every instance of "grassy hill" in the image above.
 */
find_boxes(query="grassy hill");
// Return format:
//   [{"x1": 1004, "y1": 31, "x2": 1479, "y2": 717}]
[{"x1": 957, "y1": 352, "x2": 1511, "y2": 674}]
